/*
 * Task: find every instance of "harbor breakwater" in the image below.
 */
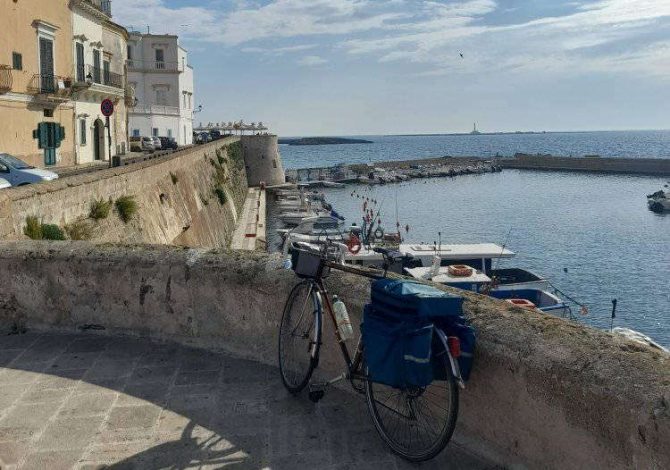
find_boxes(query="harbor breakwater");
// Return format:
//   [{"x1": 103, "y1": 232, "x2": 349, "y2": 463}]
[
  {"x1": 285, "y1": 156, "x2": 502, "y2": 185},
  {"x1": 0, "y1": 241, "x2": 668, "y2": 470},
  {"x1": 499, "y1": 154, "x2": 670, "y2": 176}
]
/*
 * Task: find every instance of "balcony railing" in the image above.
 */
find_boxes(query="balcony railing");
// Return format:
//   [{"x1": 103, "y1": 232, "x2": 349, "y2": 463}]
[
  {"x1": 132, "y1": 104, "x2": 180, "y2": 116},
  {"x1": 0, "y1": 65, "x2": 12, "y2": 94},
  {"x1": 27, "y1": 74, "x2": 72, "y2": 96},
  {"x1": 127, "y1": 59, "x2": 183, "y2": 72},
  {"x1": 87, "y1": 0, "x2": 112, "y2": 16},
  {"x1": 86, "y1": 64, "x2": 124, "y2": 89}
]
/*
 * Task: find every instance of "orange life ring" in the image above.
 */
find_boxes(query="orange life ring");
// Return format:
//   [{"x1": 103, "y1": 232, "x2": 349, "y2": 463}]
[
  {"x1": 506, "y1": 298, "x2": 536, "y2": 310},
  {"x1": 447, "y1": 264, "x2": 473, "y2": 277},
  {"x1": 347, "y1": 234, "x2": 362, "y2": 254}
]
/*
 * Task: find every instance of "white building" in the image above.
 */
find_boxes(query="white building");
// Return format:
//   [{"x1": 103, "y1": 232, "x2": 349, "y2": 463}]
[
  {"x1": 70, "y1": 0, "x2": 129, "y2": 164},
  {"x1": 126, "y1": 33, "x2": 194, "y2": 146}
]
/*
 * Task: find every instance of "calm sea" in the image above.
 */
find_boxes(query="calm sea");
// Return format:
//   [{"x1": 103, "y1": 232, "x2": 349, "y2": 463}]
[
  {"x1": 276, "y1": 131, "x2": 670, "y2": 347},
  {"x1": 281, "y1": 130, "x2": 670, "y2": 169}
]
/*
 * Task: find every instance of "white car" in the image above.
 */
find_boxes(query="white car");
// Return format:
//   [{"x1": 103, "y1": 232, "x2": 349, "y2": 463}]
[
  {"x1": 0, "y1": 177, "x2": 10, "y2": 189},
  {"x1": 0, "y1": 153, "x2": 59, "y2": 186}
]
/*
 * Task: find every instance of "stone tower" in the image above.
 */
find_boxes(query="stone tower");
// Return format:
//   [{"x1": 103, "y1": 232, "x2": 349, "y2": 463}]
[{"x1": 240, "y1": 135, "x2": 285, "y2": 187}]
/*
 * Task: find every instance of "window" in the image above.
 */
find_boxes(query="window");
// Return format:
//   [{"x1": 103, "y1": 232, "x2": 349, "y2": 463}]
[
  {"x1": 75, "y1": 43, "x2": 84, "y2": 81},
  {"x1": 12, "y1": 52, "x2": 22, "y2": 70},
  {"x1": 152, "y1": 128, "x2": 158, "y2": 137},
  {"x1": 155, "y1": 49, "x2": 164, "y2": 69},
  {"x1": 183, "y1": 94, "x2": 187, "y2": 108},
  {"x1": 132, "y1": 129, "x2": 140, "y2": 137},
  {"x1": 92, "y1": 49, "x2": 101, "y2": 83},
  {"x1": 43, "y1": 109, "x2": 54, "y2": 117},
  {"x1": 155, "y1": 89, "x2": 167, "y2": 105},
  {"x1": 188, "y1": 94, "x2": 191, "y2": 109},
  {"x1": 167, "y1": 129, "x2": 172, "y2": 138},
  {"x1": 103, "y1": 60, "x2": 110, "y2": 85},
  {"x1": 127, "y1": 45, "x2": 133, "y2": 66},
  {"x1": 80, "y1": 119, "x2": 87, "y2": 145}
]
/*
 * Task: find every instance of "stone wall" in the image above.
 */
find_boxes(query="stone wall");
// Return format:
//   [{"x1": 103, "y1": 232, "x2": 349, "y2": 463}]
[
  {"x1": 0, "y1": 242, "x2": 667, "y2": 469},
  {"x1": 0, "y1": 138, "x2": 247, "y2": 247}
]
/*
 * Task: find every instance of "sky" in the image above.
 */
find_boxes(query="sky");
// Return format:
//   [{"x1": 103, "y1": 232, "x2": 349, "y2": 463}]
[{"x1": 113, "y1": 0, "x2": 670, "y2": 136}]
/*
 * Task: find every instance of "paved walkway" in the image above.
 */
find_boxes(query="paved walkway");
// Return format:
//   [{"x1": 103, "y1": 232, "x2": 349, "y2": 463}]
[
  {"x1": 0, "y1": 333, "x2": 491, "y2": 470},
  {"x1": 231, "y1": 188, "x2": 266, "y2": 251}
]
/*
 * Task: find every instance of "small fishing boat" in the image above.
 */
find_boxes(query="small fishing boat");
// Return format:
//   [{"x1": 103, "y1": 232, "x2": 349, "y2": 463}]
[
  {"x1": 279, "y1": 209, "x2": 324, "y2": 226},
  {"x1": 279, "y1": 215, "x2": 346, "y2": 246}
]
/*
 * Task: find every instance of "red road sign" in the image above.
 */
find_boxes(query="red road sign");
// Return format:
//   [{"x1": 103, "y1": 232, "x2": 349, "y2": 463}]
[{"x1": 101, "y1": 99, "x2": 114, "y2": 117}]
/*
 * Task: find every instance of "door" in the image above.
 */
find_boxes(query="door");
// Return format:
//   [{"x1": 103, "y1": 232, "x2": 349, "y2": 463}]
[
  {"x1": 93, "y1": 120, "x2": 103, "y2": 160},
  {"x1": 44, "y1": 148, "x2": 56, "y2": 166},
  {"x1": 155, "y1": 49, "x2": 164, "y2": 69},
  {"x1": 39, "y1": 37, "x2": 54, "y2": 93},
  {"x1": 93, "y1": 49, "x2": 101, "y2": 83}
]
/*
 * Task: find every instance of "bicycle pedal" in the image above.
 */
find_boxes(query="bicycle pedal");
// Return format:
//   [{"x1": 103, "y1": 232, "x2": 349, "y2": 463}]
[{"x1": 308, "y1": 389, "x2": 325, "y2": 403}]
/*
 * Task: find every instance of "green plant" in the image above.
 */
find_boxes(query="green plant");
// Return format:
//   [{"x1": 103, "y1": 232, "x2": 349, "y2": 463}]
[
  {"x1": 64, "y1": 220, "x2": 92, "y2": 240},
  {"x1": 24, "y1": 216, "x2": 43, "y2": 240},
  {"x1": 170, "y1": 172, "x2": 178, "y2": 185},
  {"x1": 41, "y1": 224, "x2": 66, "y2": 240},
  {"x1": 214, "y1": 187, "x2": 227, "y2": 205},
  {"x1": 227, "y1": 141, "x2": 243, "y2": 166},
  {"x1": 115, "y1": 195, "x2": 138, "y2": 223},
  {"x1": 89, "y1": 198, "x2": 111, "y2": 220}
]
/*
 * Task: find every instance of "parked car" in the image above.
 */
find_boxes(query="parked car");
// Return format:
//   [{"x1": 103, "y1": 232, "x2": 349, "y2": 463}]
[
  {"x1": 129, "y1": 136, "x2": 155, "y2": 153},
  {"x1": 152, "y1": 137, "x2": 162, "y2": 151},
  {"x1": 0, "y1": 153, "x2": 58, "y2": 186},
  {"x1": 158, "y1": 137, "x2": 178, "y2": 150},
  {"x1": 209, "y1": 130, "x2": 222, "y2": 140},
  {"x1": 0, "y1": 177, "x2": 10, "y2": 189},
  {"x1": 199, "y1": 132, "x2": 212, "y2": 143}
]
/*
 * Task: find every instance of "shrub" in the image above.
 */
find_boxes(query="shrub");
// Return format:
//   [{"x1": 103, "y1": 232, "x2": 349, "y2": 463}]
[
  {"x1": 41, "y1": 224, "x2": 66, "y2": 240},
  {"x1": 90, "y1": 198, "x2": 111, "y2": 220},
  {"x1": 170, "y1": 172, "x2": 178, "y2": 185},
  {"x1": 115, "y1": 195, "x2": 138, "y2": 223},
  {"x1": 200, "y1": 194, "x2": 209, "y2": 206},
  {"x1": 214, "y1": 187, "x2": 226, "y2": 205},
  {"x1": 64, "y1": 221, "x2": 92, "y2": 240},
  {"x1": 227, "y1": 141, "x2": 243, "y2": 166},
  {"x1": 24, "y1": 216, "x2": 43, "y2": 240}
]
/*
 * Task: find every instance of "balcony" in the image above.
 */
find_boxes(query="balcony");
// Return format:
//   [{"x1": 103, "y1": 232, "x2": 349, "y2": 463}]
[
  {"x1": 84, "y1": 0, "x2": 112, "y2": 16},
  {"x1": 27, "y1": 74, "x2": 72, "y2": 101},
  {"x1": 131, "y1": 104, "x2": 180, "y2": 116},
  {"x1": 127, "y1": 59, "x2": 183, "y2": 73},
  {"x1": 87, "y1": 64, "x2": 124, "y2": 89},
  {"x1": 0, "y1": 65, "x2": 12, "y2": 94}
]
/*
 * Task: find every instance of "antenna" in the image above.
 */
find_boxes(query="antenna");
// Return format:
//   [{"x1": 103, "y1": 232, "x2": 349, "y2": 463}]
[{"x1": 493, "y1": 227, "x2": 513, "y2": 273}]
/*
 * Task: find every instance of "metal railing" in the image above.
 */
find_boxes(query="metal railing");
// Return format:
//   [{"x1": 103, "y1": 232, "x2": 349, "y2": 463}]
[
  {"x1": 131, "y1": 104, "x2": 180, "y2": 116},
  {"x1": 86, "y1": 64, "x2": 124, "y2": 89},
  {"x1": 0, "y1": 65, "x2": 12, "y2": 93},
  {"x1": 27, "y1": 74, "x2": 72, "y2": 95},
  {"x1": 126, "y1": 59, "x2": 183, "y2": 72},
  {"x1": 87, "y1": 0, "x2": 112, "y2": 16}
]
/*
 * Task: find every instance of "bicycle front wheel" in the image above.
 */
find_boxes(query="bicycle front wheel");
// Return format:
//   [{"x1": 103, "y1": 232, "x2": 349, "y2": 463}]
[
  {"x1": 278, "y1": 281, "x2": 322, "y2": 393},
  {"x1": 365, "y1": 342, "x2": 459, "y2": 462}
]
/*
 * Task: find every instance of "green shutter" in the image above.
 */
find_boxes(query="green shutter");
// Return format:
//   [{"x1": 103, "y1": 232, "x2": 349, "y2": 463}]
[{"x1": 38, "y1": 123, "x2": 48, "y2": 149}]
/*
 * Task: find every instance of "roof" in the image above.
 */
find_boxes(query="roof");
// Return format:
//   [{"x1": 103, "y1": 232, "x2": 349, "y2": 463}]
[{"x1": 400, "y1": 243, "x2": 515, "y2": 259}]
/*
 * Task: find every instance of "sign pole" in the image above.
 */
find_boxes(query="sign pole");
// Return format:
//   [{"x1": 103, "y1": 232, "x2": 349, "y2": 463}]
[{"x1": 106, "y1": 116, "x2": 112, "y2": 168}]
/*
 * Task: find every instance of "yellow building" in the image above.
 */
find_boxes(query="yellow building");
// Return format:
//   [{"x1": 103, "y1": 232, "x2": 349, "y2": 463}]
[{"x1": 0, "y1": 0, "x2": 75, "y2": 168}]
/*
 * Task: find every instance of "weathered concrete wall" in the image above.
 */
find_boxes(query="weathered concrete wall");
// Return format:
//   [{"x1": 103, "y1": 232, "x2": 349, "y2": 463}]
[
  {"x1": 0, "y1": 242, "x2": 667, "y2": 469},
  {"x1": 500, "y1": 154, "x2": 670, "y2": 176},
  {"x1": 0, "y1": 138, "x2": 247, "y2": 247},
  {"x1": 240, "y1": 135, "x2": 285, "y2": 186}
]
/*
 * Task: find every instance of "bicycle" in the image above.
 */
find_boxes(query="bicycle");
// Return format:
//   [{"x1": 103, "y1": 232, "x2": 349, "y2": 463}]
[{"x1": 278, "y1": 240, "x2": 463, "y2": 462}]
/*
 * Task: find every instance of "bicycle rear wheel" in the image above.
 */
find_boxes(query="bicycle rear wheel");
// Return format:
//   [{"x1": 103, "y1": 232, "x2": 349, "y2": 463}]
[
  {"x1": 278, "y1": 281, "x2": 322, "y2": 393},
  {"x1": 365, "y1": 341, "x2": 459, "y2": 462}
]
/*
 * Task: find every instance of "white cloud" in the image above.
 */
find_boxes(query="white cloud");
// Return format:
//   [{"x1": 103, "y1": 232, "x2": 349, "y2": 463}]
[
  {"x1": 241, "y1": 44, "x2": 318, "y2": 54},
  {"x1": 297, "y1": 55, "x2": 328, "y2": 66}
]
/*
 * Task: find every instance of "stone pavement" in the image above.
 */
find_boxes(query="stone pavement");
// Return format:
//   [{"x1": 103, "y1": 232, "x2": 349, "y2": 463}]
[
  {"x1": 0, "y1": 332, "x2": 492, "y2": 470},
  {"x1": 231, "y1": 188, "x2": 266, "y2": 251}
]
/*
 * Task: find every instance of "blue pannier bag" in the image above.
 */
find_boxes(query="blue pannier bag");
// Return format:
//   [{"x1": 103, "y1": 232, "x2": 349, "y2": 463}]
[
  {"x1": 371, "y1": 279, "x2": 463, "y2": 319},
  {"x1": 432, "y1": 317, "x2": 476, "y2": 382},
  {"x1": 362, "y1": 304, "x2": 434, "y2": 389}
]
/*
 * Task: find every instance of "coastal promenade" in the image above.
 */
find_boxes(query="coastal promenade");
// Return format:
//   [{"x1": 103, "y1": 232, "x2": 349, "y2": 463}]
[
  {"x1": 231, "y1": 188, "x2": 267, "y2": 251},
  {"x1": 0, "y1": 332, "x2": 488, "y2": 469}
]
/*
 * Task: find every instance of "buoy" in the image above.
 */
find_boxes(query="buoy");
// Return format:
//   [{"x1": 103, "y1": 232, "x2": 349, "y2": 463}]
[
  {"x1": 506, "y1": 298, "x2": 537, "y2": 310},
  {"x1": 447, "y1": 265, "x2": 474, "y2": 277},
  {"x1": 347, "y1": 233, "x2": 362, "y2": 254}
]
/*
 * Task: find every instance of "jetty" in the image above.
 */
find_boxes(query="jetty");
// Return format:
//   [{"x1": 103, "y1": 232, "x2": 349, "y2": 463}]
[
  {"x1": 499, "y1": 153, "x2": 670, "y2": 176},
  {"x1": 285, "y1": 156, "x2": 502, "y2": 185}
]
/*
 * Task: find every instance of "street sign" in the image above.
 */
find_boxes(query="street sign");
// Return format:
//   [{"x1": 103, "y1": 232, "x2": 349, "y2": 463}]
[{"x1": 101, "y1": 98, "x2": 114, "y2": 117}]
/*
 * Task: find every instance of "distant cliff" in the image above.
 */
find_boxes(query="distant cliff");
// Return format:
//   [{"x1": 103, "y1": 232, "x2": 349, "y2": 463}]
[{"x1": 278, "y1": 137, "x2": 373, "y2": 146}]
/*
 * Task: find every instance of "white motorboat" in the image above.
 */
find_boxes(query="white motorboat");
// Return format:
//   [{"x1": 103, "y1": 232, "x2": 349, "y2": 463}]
[{"x1": 279, "y1": 215, "x2": 346, "y2": 246}]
